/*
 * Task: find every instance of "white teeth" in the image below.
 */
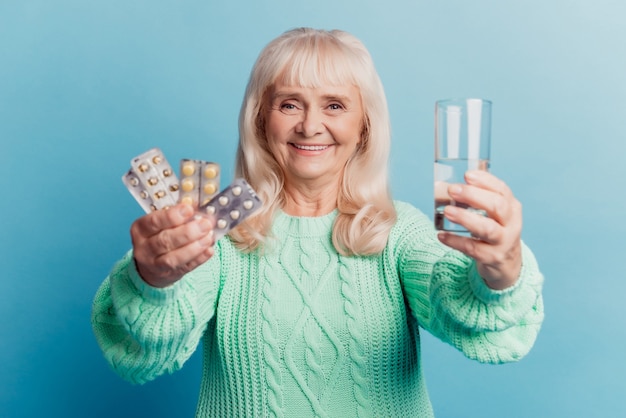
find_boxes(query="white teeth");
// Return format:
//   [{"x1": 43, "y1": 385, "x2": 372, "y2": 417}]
[{"x1": 292, "y1": 144, "x2": 329, "y2": 151}]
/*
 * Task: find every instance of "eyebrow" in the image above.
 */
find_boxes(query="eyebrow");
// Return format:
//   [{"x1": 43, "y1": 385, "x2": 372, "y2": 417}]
[{"x1": 271, "y1": 89, "x2": 354, "y2": 104}]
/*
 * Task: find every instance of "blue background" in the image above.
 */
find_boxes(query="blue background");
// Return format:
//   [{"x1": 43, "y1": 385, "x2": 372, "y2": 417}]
[{"x1": 1, "y1": 1, "x2": 625, "y2": 417}]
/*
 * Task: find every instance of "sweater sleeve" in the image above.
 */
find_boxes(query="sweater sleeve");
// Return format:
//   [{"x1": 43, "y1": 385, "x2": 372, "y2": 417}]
[
  {"x1": 91, "y1": 245, "x2": 222, "y2": 384},
  {"x1": 393, "y1": 202, "x2": 544, "y2": 364}
]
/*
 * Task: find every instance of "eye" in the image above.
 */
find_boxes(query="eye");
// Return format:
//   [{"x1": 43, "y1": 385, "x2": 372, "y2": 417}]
[
  {"x1": 328, "y1": 103, "x2": 344, "y2": 110},
  {"x1": 278, "y1": 101, "x2": 301, "y2": 115}
]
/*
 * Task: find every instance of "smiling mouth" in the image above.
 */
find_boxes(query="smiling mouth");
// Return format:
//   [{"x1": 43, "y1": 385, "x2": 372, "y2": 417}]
[{"x1": 290, "y1": 143, "x2": 330, "y2": 151}]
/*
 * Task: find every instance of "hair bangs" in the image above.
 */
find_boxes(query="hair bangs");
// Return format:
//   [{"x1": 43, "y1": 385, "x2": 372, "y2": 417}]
[{"x1": 275, "y1": 36, "x2": 362, "y2": 89}]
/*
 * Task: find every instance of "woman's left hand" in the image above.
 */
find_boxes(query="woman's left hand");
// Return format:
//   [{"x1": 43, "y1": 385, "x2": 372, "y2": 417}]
[{"x1": 437, "y1": 170, "x2": 523, "y2": 290}]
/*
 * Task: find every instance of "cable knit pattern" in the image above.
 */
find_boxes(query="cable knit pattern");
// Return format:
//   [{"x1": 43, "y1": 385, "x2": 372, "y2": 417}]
[
  {"x1": 260, "y1": 257, "x2": 284, "y2": 418},
  {"x1": 430, "y1": 249, "x2": 541, "y2": 333},
  {"x1": 92, "y1": 201, "x2": 544, "y2": 417},
  {"x1": 91, "y1": 251, "x2": 220, "y2": 385},
  {"x1": 339, "y1": 258, "x2": 372, "y2": 418},
  {"x1": 394, "y1": 202, "x2": 544, "y2": 364}
]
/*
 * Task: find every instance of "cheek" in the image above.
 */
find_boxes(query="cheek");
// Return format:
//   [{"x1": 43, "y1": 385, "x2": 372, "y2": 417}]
[
  {"x1": 265, "y1": 113, "x2": 291, "y2": 138},
  {"x1": 263, "y1": 118, "x2": 283, "y2": 149},
  {"x1": 264, "y1": 131, "x2": 286, "y2": 163},
  {"x1": 336, "y1": 118, "x2": 364, "y2": 146},
  {"x1": 265, "y1": 136, "x2": 281, "y2": 160}
]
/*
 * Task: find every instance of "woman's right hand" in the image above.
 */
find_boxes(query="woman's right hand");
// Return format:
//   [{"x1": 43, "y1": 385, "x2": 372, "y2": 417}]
[{"x1": 130, "y1": 203, "x2": 216, "y2": 288}]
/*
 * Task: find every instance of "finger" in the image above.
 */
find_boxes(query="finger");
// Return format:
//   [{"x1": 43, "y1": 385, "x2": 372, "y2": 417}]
[
  {"x1": 447, "y1": 184, "x2": 514, "y2": 225},
  {"x1": 137, "y1": 238, "x2": 215, "y2": 288},
  {"x1": 459, "y1": 171, "x2": 523, "y2": 228},
  {"x1": 464, "y1": 170, "x2": 513, "y2": 198},
  {"x1": 144, "y1": 215, "x2": 215, "y2": 257},
  {"x1": 438, "y1": 232, "x2": 521, "y2": 285},
  {"x1": 437, "y1": 231, "x2": 491, "y2": 262},
  {"x1": 133, "y1": 203, "x2": 196, "y2": 238},
  {"x1": 435, "y1": 180, "x2": 452, "y2": 203},
  {"x1": 442, "y1": 205, "x2": 503, "y2": 244},
  {"x1": 152, "y1": 232, "x2": 216, "y2": 276}
]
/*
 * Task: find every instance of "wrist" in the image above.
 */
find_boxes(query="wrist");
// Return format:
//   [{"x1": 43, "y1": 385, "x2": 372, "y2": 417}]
[
  {"x1": 477, "y1": 256, "x2": 522, "y2": 290},
  {"x1": 128, "y1": 257, "x2": 184, "y2": 305}
]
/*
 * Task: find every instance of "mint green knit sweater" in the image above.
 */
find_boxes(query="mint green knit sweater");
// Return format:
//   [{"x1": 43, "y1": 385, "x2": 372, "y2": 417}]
[{"x1": 92, "y1": 201, "x2": 544, "y2": 417}]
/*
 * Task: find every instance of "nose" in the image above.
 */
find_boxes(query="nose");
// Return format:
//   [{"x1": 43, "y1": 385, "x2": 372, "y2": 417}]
[{"x1": 296, "y1": 108, "x2": 325, "y2": 137}]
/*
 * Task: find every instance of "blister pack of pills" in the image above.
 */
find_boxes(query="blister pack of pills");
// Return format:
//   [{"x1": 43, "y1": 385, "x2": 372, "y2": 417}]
[
  {"x1": 178, "y1": 159, "x2": 220, "y2": 207},
  {"x1": 122, "y1": 148, "x2": 263, "y2": 239},
  {"x1": 199, "y1": 178, "x2": 263, "y2": 240},
  {"x1": 122, "y1": 148, "x2": 180, "y2": 213}
]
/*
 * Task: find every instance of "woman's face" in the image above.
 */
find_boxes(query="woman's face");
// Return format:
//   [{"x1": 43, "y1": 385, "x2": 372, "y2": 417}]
[{"x1": 264, "y1": 81, "x2": 364, "y2": 186}]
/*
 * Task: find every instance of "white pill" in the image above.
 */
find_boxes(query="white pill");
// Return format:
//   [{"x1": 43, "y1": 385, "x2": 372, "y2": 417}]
[{"x1": 243, "y1": 200, "x2": 253, "y2": 210}]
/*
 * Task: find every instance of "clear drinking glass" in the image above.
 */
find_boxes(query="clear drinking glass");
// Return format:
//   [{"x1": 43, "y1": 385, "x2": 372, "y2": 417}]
[{"x1": 434, "y1": 98, "x2": 492, "y2": 234}]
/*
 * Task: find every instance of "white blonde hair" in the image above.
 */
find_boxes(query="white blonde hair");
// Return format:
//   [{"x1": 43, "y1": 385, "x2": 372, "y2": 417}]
[{"x1": 230, "y1": 27, "x2": 397, "y2": 256}]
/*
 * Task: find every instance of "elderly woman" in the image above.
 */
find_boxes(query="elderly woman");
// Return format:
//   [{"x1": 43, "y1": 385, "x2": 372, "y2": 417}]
[{"x1": 92, "y1": 28, "x2": 544, "y2": 417}]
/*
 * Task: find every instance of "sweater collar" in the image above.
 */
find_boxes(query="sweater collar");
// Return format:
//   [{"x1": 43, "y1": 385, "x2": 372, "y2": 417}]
[{"x1": 273, "y1": 209, "x2": 338, "y2": 238}]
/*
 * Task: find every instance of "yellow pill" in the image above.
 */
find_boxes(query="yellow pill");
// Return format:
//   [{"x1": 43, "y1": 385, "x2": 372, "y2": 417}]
[
  {"x1": 163, "y1": 168, "x2": 172, "y2": 177},
  {"x1": 152, "y1": 156, "x2": 162, "y2": 164},
  {"x1": 231, "y1": 186, "x2": 242, "y2": 196},
  {"x1": 155, "y1": 190, "x2": 166, "y2": 199},
  {"x1": 204, "y1": 165, "x2": 218, "y2": 179},
  {"x1": 140, "y1": 191, "x2": 149, "y2": 199},
  {"x1": 129, "y1": 177, "x2": 139, "y2": 186},
  {"x1": 203, "y1": 183, "x2": 217, "y2": 195},
  {"x1": 169, "y1": 184, "x2": 180, "y2": 192},
  {"x1": 182, "y1": 162, "x2": 196, "y2": 177},
  {"x1": 138, "y1": 163, "x2": 149, "y2": 172},
  {"x1": 147, "y1": 177, "x2": 158, "y2": 186},
  {"x1": 181, "y1": 196, "x2": 194, "y2": 205},
  {"x1": 181, "y1": 178, "x2": 195, "y2": 192}
]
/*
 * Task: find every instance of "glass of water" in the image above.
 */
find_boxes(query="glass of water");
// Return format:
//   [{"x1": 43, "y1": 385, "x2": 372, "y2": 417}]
[{"x1": 434, "y1": 98, "x2": 492, "y2": 234}]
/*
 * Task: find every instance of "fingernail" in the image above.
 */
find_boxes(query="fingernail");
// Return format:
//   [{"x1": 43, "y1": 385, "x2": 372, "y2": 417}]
[
  {"x1": 445, "y1": 205, "x2": 459, "y2": 215},
  {"x1": 179, "y1": 204, "x2": 193, "y2": 217},
  {"x1": 198, "y1": 218, "x2": 213, "y2": 232},
  {"x1": 200, "y1": 231, "x2": 214, "y2": 244},
  {"x1": 450, "y1": 185, "x2": 462, "y2": 196},
  {"x1": 465, "y1": 170, "x2": 480, "y2": 181}
]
